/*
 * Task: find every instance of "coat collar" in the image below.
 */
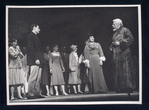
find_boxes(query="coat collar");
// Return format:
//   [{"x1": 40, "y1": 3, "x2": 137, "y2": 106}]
[
  {"x1": 113, "y1": 26, "x2": 124, "y2": 40},
  {"x1": 30, "y1": 32, "x2": 42, "y2": 51},
  {"x1": 31, "y1": 32, "x2": 40, "y2": 43}
]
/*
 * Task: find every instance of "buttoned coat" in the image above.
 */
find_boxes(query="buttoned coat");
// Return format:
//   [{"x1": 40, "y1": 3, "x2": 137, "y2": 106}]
[
  {"x1": 26, "y1": 32, "x2": 43, "y2": 68},
  {"x1": 68, "y1": 52, "x2": 81, "y2": 84},
  {"x1": 110, "y1": 26, "x2": 136, "y2": 91}
]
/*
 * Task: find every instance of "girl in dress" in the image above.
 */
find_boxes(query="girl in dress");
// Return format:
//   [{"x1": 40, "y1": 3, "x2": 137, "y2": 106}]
[
  {"x1": 84, "y1": 36, "x2": 108, "y2": 93},
  {"x1": 8, "y1": 38, "x2": 24, "y2": 100},
  {"x1": 49, "y1": 45, "x2": 68, "y2": 96},
  {"x1": 68, "y1": 45, "x2": 83, "y2": 95}
]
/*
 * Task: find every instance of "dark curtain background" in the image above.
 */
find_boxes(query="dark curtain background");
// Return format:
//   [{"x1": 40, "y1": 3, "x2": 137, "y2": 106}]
[{"x1": 8, "y1": 7, "x2": 139, "y2": 91}]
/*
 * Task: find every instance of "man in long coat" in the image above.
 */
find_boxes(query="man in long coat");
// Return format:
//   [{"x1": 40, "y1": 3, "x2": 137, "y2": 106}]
[
  {"x1": 26, "y1": 24, "x2": 44, "y2": 99},
  {"x1": 110, "y1": 18, "x2": 136, "y2": 93}
]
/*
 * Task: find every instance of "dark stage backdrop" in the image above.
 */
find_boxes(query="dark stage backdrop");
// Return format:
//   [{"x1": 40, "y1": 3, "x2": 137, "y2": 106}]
[{"x1": 8, "y1": 7, "x2": 139, "y2": 91}]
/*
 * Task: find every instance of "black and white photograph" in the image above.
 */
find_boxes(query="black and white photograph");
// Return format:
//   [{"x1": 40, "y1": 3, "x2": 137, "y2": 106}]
[{"x1": 6, "y1": 5, "x2": 142, "y2": 105}]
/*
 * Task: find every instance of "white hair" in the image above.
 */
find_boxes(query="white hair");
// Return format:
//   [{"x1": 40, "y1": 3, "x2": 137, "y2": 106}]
[{"x1": 113, "y1": 18, "x2": 123, "y2": 31}]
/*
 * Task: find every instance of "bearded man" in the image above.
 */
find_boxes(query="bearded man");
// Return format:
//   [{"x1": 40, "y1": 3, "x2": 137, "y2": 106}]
[{"x1": 110, "y1": 18, "x2": 136, "y2": 93}]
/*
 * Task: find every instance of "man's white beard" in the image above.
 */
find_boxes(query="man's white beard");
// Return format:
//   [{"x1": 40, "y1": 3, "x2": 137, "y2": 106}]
[
  {"x1": 113, "y1": 28, "x2": 117, "y2": 31},
  {"x1": 113, "y1": 26, "x2": 120, "y2": 31},
  {"x1": 32, "y1": 30, "x2": 38, "y2": 35}
]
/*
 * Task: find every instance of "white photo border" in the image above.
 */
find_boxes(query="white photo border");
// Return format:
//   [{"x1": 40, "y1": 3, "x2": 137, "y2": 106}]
[{"x1": 6, "y1": 5, "x2": 142, "y2": 105}]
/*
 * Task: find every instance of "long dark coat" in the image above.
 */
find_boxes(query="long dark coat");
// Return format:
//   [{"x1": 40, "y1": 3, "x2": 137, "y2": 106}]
[
  {"x1": 26, "y1": 32, "x2": 44, "y2": 68},
  {"x1": 110, "y1": 26, "x2": 136, "y2": 91}
]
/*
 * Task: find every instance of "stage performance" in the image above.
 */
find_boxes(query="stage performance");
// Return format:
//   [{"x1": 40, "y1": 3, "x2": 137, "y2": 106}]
[{"x1": 6, "y1": 5, "x2": 141, "y2": 105}]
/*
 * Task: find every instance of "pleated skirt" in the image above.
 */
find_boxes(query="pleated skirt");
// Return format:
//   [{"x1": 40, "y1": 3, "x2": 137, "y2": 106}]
[
  {"x1": 9, "y1": 68, "x2": 24, "y2": 85},
  {"x1": 51, "y1": 63, "x2": 65, "y2": 86}
]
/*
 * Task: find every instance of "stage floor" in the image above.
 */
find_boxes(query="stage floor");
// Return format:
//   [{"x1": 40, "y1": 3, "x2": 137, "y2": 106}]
[{"x1": 9, "y1": 91, "x2": 139, "y2": 103}]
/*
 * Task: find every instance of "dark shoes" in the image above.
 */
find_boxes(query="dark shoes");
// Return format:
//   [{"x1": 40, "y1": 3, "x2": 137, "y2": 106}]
[
  {"x1": 74, "y1": 91, "x2": 83, "y2": 95},
  {"x1": 62, "y1": 92, "x2": 68, "y2": 96},
  {"x1": 74, "y1": 92, "x2": 77, "y2": 95},
  {"x1": 83, "y1": 91, "x2": 91, "y2": 94},
  {"x1": 27, "y1": 93, "x2": 45, "y2": 99},
  {"x1": 116, "y1": 89, "x2": 133, "y2": 93},
  {"x1": 27, "y1": 93, "x2": 37, "y2": 99},
  {"x1": 77, "y1": 91, "x2": 83, "y2": 94},
  {"x1": 27, "y1": 96, "x2": 37, "y2": 99},
  {"x1": 36, "y1": 94, "x2": 45, "y2": 98}
]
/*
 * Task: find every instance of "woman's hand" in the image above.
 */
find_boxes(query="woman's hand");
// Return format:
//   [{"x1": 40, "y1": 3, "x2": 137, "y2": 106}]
[
  {"x1": 35, "y1": 59, "x2": 40, "y2": 65},
  {"x1": 100, "y1": 56, "x2": 106, "y2": 62},
  {"x1": 50, "y1": 69, "x2": 53, "y2": 74},
  {"x1": 109, "y1": 47, "x2": 113, "y2": 51},
  {"x1": 70, "y1": 68, "x2": 76, "y2": 72},
  {"x1": 18, "y1": 53, "x2": 23, "y2": 59},
  {"x1": 62, "y1": 68, "x2": 65, "y2": 72},
  {"x1": 99, "y1": 61, "x2": 103, "y2": 65}
]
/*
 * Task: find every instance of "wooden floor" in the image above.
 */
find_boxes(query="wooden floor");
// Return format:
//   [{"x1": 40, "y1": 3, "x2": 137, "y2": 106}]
[{"x1": 9, "y1": 91, "x2": 139, "y2": 103}]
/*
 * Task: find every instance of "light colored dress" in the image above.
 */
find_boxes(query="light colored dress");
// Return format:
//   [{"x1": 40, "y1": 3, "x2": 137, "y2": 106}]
[
  {"x1": 84, "y1": 42, "x2": 108, "y2": 93},
  {"x1": 9, "y1": 45, "x2": 24, "y2": 85},
  {"x1": 68, "y1": 52, "x2": 81, "y2": 84},
  {"x1": 49, "y1": 52, "x2": 65, "y2": 86}
]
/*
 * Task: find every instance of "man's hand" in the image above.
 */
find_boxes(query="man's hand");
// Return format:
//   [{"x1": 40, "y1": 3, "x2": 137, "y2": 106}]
[{"x1": 115, "y1": 41, "x2": 120, "y2": 46}]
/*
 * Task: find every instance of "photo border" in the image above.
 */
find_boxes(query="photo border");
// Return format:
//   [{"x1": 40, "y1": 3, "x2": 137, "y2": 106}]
[{"x1": 6, "y1": 4, "x2": 142, "y2": 105}]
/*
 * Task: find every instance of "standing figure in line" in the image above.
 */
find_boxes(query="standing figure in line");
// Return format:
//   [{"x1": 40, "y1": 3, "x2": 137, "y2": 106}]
[
  {"x1": 49, "y1": 44, "x2": 68, "y2": 96},
  {"x1": 8, "y1": 38, "x2": 24, "y2": 100},
  {"x1": 41, "y1": 46, "x2": 52, "y2": 96},
  {"x1": 79, "y1": 53, "x2": 90, "y2": 94},
  {"x1": 20, "y1": 47, "x2": 29, "y2": 99},
  {"x1": 61, "y1": 46, "x2": 70, "y2": 93},
  {"x1": 68, "y1": 45, "x2": 83, "y2": 95},
  {"x1": 84, "y1": 36, "x2": 108, "y2": 94},
  {"x1": 26, "y1": 24, "x2": 44, "y2": 99},
  {"x1": 110, "y1": 18, "x2": 136, "y2": 93}
]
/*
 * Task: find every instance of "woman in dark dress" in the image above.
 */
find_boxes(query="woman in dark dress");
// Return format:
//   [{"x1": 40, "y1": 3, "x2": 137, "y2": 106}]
[
  {"x1": 84, "y1": 36, "x2": 108, "y2": 93},
  {"x1": 41, "y1": 46, "x2": 51, "y2": 96}
]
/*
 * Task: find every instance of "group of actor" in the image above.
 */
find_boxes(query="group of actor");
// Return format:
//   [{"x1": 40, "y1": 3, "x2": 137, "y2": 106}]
[{"x1": 8, "y1": 18, "x2": 136, "y2": 100}]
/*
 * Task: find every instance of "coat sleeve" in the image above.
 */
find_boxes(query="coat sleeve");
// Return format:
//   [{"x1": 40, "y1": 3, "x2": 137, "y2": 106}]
[
  {"x1": 17, "y1": 46, "x2": 24, "y2": 59},
  {"x1": 120, "y1": 28, "x2": 134, "y2": 51},
  {"x1": 49, "y1": 53, "x2": 52, "y2": 70},
  {"x1": 97, "y1": 43, "x2": 104, "y2": 57},
  {"x1": 84, "y1": 45, "x2": 90, "y2": 61},
  {"x1": 8, "y1": 47, "x2": 18, "y2": 59},
  {"x1": 69, "y1": 53, "x2": 73, "y2": 70},
  {"x1": 26, "y1": 36, "x2": 38, "y2": 62},
  {"x1": 43, "y1": 53, "x2": 49, "y2": 62},
  {"x1": 79, "y1": 54, "x2": 83, "y2": 64}
]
